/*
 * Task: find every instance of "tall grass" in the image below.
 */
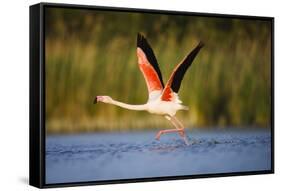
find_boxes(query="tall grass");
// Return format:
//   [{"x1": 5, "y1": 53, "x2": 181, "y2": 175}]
[{"x1": 45, "y1": 8, "x2": 271, "y2": 133}]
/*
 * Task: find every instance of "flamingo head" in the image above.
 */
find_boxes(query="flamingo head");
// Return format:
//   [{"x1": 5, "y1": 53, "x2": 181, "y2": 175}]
[{"x1": 94, "y1": 96, "x2": 113, "y2": 104}]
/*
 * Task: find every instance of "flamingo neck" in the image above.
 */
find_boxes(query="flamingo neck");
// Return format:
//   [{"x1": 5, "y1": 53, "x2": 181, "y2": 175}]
[{"x1": 110, "y1": 99, "x2": 148, "y2": 111}]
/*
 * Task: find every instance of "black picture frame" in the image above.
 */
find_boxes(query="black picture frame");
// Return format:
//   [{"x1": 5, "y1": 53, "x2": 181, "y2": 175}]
[{"x1": 29, "y1": 2, "x2": 274, "y2": 188}]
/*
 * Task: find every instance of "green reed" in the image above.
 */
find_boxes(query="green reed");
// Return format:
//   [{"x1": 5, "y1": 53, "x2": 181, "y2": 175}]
[{"x1": 45, "y1": 8, "x2": 271, "y2": 133}]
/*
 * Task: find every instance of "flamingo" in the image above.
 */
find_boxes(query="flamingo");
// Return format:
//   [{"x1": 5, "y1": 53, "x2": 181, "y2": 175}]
[{"x1": 94, "y1": 33, "x2": 204, "y2": 145}]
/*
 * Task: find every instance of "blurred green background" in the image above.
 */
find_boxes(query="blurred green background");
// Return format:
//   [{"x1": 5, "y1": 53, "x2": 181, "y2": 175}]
[{"x1": 45, "y1": 7, "x2": 272, "y2": 134}]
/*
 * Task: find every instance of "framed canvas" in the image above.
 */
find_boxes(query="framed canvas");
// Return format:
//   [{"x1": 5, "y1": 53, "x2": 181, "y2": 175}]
[{"x1": 29, "y1": 2, "x2": 274, "y2": 188}]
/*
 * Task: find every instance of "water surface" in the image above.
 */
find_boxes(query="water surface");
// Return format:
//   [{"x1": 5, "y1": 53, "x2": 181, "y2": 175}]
[{"x1": 46, "y1": 128, "x2": 271, "y2": 184}]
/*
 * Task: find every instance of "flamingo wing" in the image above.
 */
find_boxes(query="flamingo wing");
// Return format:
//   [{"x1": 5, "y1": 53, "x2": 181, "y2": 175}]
[
  {"x1": 161, "y1": 41, "x2": 204, "y2": 101},
  {"x1": 137, "y1": 33, "x2": 164, "y2": 94}
]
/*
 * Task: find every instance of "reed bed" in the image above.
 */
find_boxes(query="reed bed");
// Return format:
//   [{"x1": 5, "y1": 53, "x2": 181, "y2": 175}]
[{"x1": 45, "y1": 8, "x2": 271, "y2": 133}]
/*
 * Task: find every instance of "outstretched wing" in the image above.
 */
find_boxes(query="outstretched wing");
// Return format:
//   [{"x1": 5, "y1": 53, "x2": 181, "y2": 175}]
[
  {"x1": 137, "y1": 33, "x2": 164, "y2": 94},
  {"x1": 161, "y1": 41, "x2": 204, "y2": 101}
]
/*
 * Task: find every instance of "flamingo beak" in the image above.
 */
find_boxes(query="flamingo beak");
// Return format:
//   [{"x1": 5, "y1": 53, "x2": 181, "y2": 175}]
[
  {"x1": 93, "y1": 96, "x2": 98, "y2": 104},
  {"x1": 94, "y1": 96, "x2": 103, "y2": 104}
]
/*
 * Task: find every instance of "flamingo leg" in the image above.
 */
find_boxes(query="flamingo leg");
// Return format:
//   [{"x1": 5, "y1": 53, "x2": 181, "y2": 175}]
[
  {"x1": 172, "y1": 116, "x2": 189, "y2": 145},
  {"x1": 155, "y1": 128, "x2": 183, "y2": 139},
  {"x1": 155, "y1": 116, "x2": 189, "y2": 145}
]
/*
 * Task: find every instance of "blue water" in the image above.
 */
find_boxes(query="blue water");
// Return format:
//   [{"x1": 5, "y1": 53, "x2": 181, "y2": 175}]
[{"x1": 46, "y1": 128, "x2": 271, "y2": 184}]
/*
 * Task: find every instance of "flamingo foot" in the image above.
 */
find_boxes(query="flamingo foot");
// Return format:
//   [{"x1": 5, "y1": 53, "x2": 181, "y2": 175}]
[
  {"x1": 182, "y1": 135, "x2": 189, "y2": 145},
  {"x1": 178, "y1": 129, "x2": 189, "y2": 145},
  {"x1": 178, "y1": 129, "x2": 185, "y2": 137},
  {"x1": 155, "y1": 130, "x2": 163, "y2": 140},
  {"x1": 155, "y1": 128, "x2": 189, "y2": 145}
]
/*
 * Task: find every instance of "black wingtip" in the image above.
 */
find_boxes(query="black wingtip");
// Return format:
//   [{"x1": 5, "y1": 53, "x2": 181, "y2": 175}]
[
  {"x1": 169, "y1": 40, "x2": 204, "y2": 93},
  {"x1": 137, "y1": 32, "x2": 142, "y2": 38},
  {"x1": 93, "y1": 97, "x2": 97, "y2": 104},
  {"x1": 197, "y1": 41, "x2": 204, "y2": 49},
  {"x1": 137, "y1": 32, "x2": 143, "y2": 48},
  {"x1": 136, "y1": 32, "x2": 165, "y2": 87}
]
